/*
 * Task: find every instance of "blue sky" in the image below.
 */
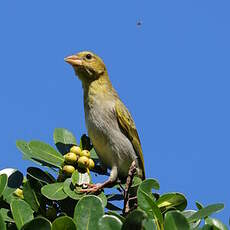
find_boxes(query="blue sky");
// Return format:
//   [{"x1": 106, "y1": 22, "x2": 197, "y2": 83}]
[{"x1": 0, "y1": 0, "x2": 229, "y2": 224}]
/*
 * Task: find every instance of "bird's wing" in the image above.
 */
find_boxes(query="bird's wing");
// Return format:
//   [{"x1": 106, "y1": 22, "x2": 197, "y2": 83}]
[{"x1": 115, "y1": 100, "x2": 145, "y2": 179}]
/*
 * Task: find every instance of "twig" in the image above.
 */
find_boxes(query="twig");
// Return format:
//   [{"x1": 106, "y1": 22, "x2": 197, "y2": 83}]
[{"x1": 122, "y1": 161, "x2": 137, "y2": 216}]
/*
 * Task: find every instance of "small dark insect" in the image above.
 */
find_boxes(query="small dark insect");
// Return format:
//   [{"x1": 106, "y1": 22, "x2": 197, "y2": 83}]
[{"x1": 136, "y1": 20, "x2": 142, "y2": 27}]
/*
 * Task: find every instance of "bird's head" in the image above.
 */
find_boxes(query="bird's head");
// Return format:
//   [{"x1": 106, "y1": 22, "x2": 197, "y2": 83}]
[{"x1": 65, "y1": 51, "x2": 106, "y2": 83}]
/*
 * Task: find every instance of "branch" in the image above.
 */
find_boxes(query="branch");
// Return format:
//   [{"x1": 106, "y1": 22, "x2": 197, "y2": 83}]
[{"x1": 122, "y1": 161, "x2": 137, "y2": 216}]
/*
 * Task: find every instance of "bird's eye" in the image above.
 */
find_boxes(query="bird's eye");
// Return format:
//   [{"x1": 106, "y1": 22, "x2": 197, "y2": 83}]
[{"x1": 85, "y1": 54, "x2": 92, "y2": 60}]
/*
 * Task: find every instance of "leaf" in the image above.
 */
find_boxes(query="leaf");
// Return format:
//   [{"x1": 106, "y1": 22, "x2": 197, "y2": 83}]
[
  {"x1": 201, "y1": 224, "x2": 218, "y2": 230},
  {"x1": 10, "y1": 199, "x2": 33, "y2": 230},
  {"x1": 131, "y1": 176, "x2": 142, "y2": 188},
  {"x1": 195, "y1": 201, "x2": 204, "y2": 210},
  {"x1": 16, "y1": 140, "x2": 33, "y2": 160},
  {"x1": 0, "y1": 174, "x2": 8, "y2": 197},
  {"x1": 90, "y1": 148, "x2": 99, "y2": 161},
  {"x1": 137, "y1": 179, "x2": 159, "y2": 210},
  {"x1": 16, "y1": 141, "x2": 58, "y2": 168},
  {"x1": 205, "y1": 217, "x2": 228, "y2": 230},
  {"x1": 122, "y1": 209, "x2": 152, "y2": 230},
  {"x1": 143, "y1": 218, "x2": 156, "y2": 230},
  {"x1": 107, "y1": 211, "x2": 125, "y2": 223},
  {"x1": 164, "y1": 211, "x2": 190, "y2": 230},
  {"x1": 0, "y1": 168, "x2": 23, "y2": 188},
  {"x1": 2, "y1": 187, "x2": 17, "y2": 204},
  {"x1": 53, "y1": 128, "x2": 77, "y2": 154},
  {"x1": 29, "y1": 141, "x2": 64, "y2": 168},
  {"x1": 21, "y1": 217, "x2": 51, "y2": 230},
  {"x1": 51, "y1": 216, "x2": 77, "y2": 230},
  {"x1": 98, "y1": 192, "x2": 107, "y2": 208},
  {"x1": 23, "y1": 181, "x2": 40, "y2": 212},
  {"x1": 0, "y1": 212, "x2": 6, "y2": 230},
  {"x1": 41, "y1": 183, "x2": 68, "y2": 200},
  {"x1": 156, "y1": 192, "x2": 187, "y2": 212},
  {"x1": 79, "y1": 134, "x2": 92, "y2": 151},
  {"x1": 27, "y1": 167, "x2": 55, "y2": 184},
  {"x1": 98, "y1": 215, "x2": 122, "y2": 230},
  {"x1": 63, "y1": 178, "x2": 85, "y2": 200},
  {"x1": 182, "y1": 210, "x2": 201, "y2": 229},
  {"x1": 0, "y1": 208, "x2": 14, "y2": 223},
  {"x1": 74, "y1": 195, "x2": 104, "y2": 230},
  {"x1": 188, "y1": 203, "x2": 224, "y2": 223},
  {"x1": 139, "y1": 190, "x2": 164, "y2": 228},
  {"x1": 71, "y1": 170, "x2": 79, "y2": 186}
]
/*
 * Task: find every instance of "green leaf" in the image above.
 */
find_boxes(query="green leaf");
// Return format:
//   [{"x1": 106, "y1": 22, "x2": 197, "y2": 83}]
[
  {"x1": 201, "y1": 224, "x2": 218, "y2": 230},
  {"x1": 182, "y1": 210, "x2": 201, "y2": 229},
  {"x1": 205, "y1": 217, "x2": 228, "y2": 230},
  {"x1": 195, "y1": 201, "x2": 204, "y2": 210},
  {"x1": 98, "y1": 215, "x2": 122, "y2": 230},
  {"x1": 41, "y1": 183, "x2": 68, "y2": 200},
  {"x1": 139, "y1": 190, "x2": 164, "y2": 228},
  {"x1": 23, "y1": 181, "x2": 40, "y2": 212},
  {"x1": 156, "y1": 192, "x2": 187, "y2": 212},
  {"x1": 28, "y1": 141, "x2": 64, "y2": 168},
  {"x1": 164, "y1": 211, "x2": 190, "y2": 230},
  {"x1": 90, "y1": 148, "x2": 99, "y2": 161},
  {"x1": 188, "y1": 203, "x2": 224, "y2": 223},
  {"x1": 107, "y1": 211, "x2": 125, "y2": 223},
  {"x1": 71, "y1": 170, "x2": 79, "y2": 186},
  {"x1": 27, "y1": 167, "x2": 55, "y2": 184},
  {"x1": 137, "y1": 178, "x2": 163, "y2": 228},
  {"x1": 21, "y1": 217, "x2": 51, "y2": 230},
  {"x1": 16, "y1": 140, "x2": 33, "y2": 160},
  {"x1": 143, "y1": 218, "x2": 156, "y2": 230},
  {"x1": 10, "y1": 199, "x2": 33, "y2": 230},
  {"x1": 2, "y1": 187, "x2": 17, "y2": 204},
  {"x1": 53, "y1": 128, "x2": 77, "y2": 154},
  {"x1": 74, "y1": 195, "x2": 104, "y2": 230},
  {"x1": 98, "y1": 192, "x2": 107, "y2": 208},
  {"x1": 122, "y1": 209, "x2": 151, "y2": 230},
  {"x1": 17, "y1": 141, "x2": 59, "y2": 169},
  {"x1": 0, "y1": 174, "x2": 8, "y2": 197},
  {"x1": 51, "y1": 216, "x2": 77, "y2": 230},
  {"x1": 0, "y1": 208, "x2": 14, "y2": 223},
  {"x1": 63, "y1": 178, "x2": 85, "y2": 200},
  {"x1": 131, "y1": 176, "x2": 142, "y2": 188},
  {"x1": 0, "y1": 212, "x2": 6, "y2": 230}
]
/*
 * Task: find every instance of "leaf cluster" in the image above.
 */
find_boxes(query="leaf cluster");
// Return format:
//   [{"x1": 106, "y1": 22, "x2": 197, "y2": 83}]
[{"x1": 0, "y1": 128, "x2": 227, "y2": 229}]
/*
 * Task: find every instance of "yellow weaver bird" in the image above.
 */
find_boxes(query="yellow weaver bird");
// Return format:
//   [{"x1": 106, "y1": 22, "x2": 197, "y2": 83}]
[{"x1": 65, "y1": 51, "x2": 145, "y2": 192}]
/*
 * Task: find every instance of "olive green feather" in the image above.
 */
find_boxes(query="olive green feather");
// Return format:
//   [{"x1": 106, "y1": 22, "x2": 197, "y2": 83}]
[{"x1": 115, "y1": 100, "x2": 145, "y2": 179}]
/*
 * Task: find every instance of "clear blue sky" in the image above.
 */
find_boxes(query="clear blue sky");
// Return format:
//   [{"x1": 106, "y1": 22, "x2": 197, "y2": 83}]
[{"x1": 0, "y1": 0, "x2": 229, "y2": 224}]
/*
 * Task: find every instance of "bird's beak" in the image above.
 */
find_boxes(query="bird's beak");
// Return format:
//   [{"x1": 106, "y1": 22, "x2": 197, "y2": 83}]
[{"x1": 64, "y1": 55, "x2": 83, "y2": 66}]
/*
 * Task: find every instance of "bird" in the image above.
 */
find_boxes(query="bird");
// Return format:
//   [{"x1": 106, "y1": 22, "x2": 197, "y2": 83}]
[{"x1": 64, "y1": 51, "x2": 145, "y2": 192}]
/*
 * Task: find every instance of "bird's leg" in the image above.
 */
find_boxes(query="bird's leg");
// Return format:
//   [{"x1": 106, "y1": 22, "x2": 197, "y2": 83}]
[{"x1": 81, "y1": 166, "x2": 118, "y2": 193}]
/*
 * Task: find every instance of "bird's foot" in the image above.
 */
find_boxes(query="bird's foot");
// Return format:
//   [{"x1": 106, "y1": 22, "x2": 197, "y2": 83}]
[{"x1": 81, "y1": 183, "x2": 104, "y2": 193}]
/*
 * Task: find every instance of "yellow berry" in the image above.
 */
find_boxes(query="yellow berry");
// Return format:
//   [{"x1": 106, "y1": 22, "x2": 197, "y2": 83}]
[
  {"x1": 88, "y1": 159, "x2": 95, "y2": 169},
  {"x1": 62, "y1": 165, "x2": 75, "y2": 175},
  {"x1": 64, "y1": 152, "x2": 78, "y2": 164},
  {"x1": 78, "y1": 156, "x2": 89, "y2": 169},
  {"x1": 70, "y1": 146, "x2": 82, "y2": 156},
  {"x1": 14, "y1": 188, "x2": 24, "y2": 199},
  {"x1": 81, "y1": 150, "x2": 90, "y2": 158}
]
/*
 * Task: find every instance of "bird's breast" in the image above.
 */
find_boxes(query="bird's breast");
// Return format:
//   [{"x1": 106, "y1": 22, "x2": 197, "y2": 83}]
[{"x1": 84, "y1": 96, "x2": 137, "y2": 177}]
